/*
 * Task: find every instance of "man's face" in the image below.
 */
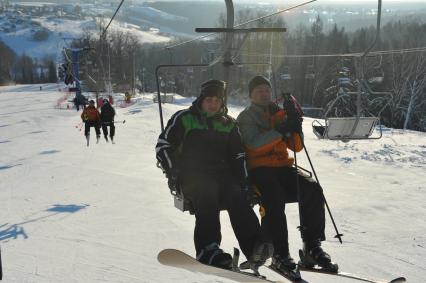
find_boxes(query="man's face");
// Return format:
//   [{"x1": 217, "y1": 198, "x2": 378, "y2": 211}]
[
  {"x1": 201, "y1": 96, "x2": 222, "y2": 114},
  {"x1": 250, "y1": 84, "x2": 272, "y2": 106}
]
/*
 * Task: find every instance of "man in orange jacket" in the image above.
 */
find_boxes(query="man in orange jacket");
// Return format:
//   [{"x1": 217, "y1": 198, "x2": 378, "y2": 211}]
[
  {"x1": 237, "y1": 76, "x2": 337, "y2": 277},
  {"x1": 81, "y1": 100, "x2": 101, "y2": 146}
]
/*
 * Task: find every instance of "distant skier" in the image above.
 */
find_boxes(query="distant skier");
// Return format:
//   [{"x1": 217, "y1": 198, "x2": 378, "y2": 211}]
[
  {"x1": 100, "y1": 98, "x2": 116, "y2": 143},
  {"x1": 81, "y1": 100, "x2": 101, "y2": 146},
  {"x1": 155, "y1": 79, "x2": 273, "y2": 270},
  {"x1": 237, "y1": 76, "x2": 338, "y2": 276},
  {"x1": 73, "y1": 93, "x2": 87, "y2": 111}
]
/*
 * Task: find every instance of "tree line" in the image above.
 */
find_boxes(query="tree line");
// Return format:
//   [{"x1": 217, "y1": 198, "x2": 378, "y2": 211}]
[
  {"x1": 148, "y1": 12, "x2": 426, "y2": 132},
  {"x1": 0, "y1": 40, "x2": 57, "y2": 85},
  {"x1": 35, "y1": 11, "x2": 426, "y2": 132}
]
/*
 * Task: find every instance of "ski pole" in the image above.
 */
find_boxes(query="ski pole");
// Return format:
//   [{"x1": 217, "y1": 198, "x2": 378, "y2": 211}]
[
  {"x1": 301, "y1": 138, "x2": 343, "y2": 244},
  {"x1": 290, "y1": 133, "x2": 306, "y2": 237},
  {"x1": 0, "y1": 245, "x2": 3, "y2": 280},
  {"x1": 113, "y1": 120, "x2": 126, "y2": 124}
]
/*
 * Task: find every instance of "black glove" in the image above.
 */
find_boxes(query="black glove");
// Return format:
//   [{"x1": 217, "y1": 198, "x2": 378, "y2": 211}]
[
  {"x1": 275, "y1": 117, "x2": 292, "y2": 136},
  {"x1": 275, "y1": 117, "x2": 302, "y2": 135},
  {"x1": 281, "y1": 93, "x2": 303, "y2": 134}
]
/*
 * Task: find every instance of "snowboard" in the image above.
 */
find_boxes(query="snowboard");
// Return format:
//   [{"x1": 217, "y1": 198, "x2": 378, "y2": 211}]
[{"x1": 157, "y1": 248, "x2": 286, "y2": 283}]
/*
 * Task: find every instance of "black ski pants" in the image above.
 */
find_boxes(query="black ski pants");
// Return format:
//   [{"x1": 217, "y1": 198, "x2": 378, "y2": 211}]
[
  {"x1": 101, "y1": 122, "x2": 115, "y2": 138},
  {"x1": 181, "y1": 173, "x2": 263, "y2": 259},
  {"x1": 250, "y1": 166, "x2": 325, "y2": 257},
  {"x1": 84, "y1": 121, "x2": 101, "y2": 137}
]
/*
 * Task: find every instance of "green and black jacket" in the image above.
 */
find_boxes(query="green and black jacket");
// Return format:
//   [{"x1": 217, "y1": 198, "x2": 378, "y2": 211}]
[{"x1": 155, "y1": 102, "x2": 248, "y2": 184}]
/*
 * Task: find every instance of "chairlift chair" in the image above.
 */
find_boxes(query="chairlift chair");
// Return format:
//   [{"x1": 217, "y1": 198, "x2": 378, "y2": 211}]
[
  {"x1": 367, "y1": 66, "x2": 384, "y2": 84},
  {"x1": 312, "y1": 117, "x2": 382, "y2": 142},
  {"x1": 313, "y1": 0, "x2": 385, "y2": 143}
]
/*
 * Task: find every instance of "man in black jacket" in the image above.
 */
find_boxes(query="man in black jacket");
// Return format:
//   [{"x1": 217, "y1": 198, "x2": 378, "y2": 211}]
[
  {"x1": 155, "y1": 79, "x2": 273, "y2": 270},
  {"x1": 100, "y1": 99, "x2": 116, "y2": 143}
]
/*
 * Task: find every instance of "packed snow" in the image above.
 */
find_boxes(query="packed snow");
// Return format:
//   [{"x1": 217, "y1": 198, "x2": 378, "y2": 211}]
[{"x1": 0, "y1": 84, "x2": 425, "y2": 282}]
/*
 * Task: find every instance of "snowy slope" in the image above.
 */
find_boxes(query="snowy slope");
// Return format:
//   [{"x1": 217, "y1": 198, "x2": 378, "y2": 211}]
[
  {"x1": 0, "y1": 85, "x2": 425, "y2": 282},
  {"x1": 0, "y1": 15, "x2": 171, "y2": 60}
]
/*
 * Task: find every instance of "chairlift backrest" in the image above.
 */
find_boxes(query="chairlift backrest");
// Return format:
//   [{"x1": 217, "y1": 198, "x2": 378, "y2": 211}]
[{"x1": 314, "y1": 117, "x2": 381, "y2": 141}]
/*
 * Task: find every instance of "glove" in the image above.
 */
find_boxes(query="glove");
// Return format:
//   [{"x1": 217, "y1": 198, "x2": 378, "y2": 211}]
[
  {"x1": 288, "y1": 116, "x2": 303, "y2": 134},
  {"x1": 281, "y1": 93, "x2": 303, "y2": 134},
  {"x1": 275, "y1": 117, "x2": 302, "y2": 135},
  {"x1": 275, "y1": 117, "x2": 292, "y2": 135}
]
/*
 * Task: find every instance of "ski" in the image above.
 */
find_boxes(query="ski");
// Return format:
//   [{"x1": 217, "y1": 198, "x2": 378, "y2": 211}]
[
  {"x1": 266, "y1": 265, "x2": 303, "y2": 283},
  {"x1": 299, "y1": 266, "x2": 406, "y2": 283},
  {"x1": 297, "y1": 249, "x2": 405, "y2": 283},
  {"x1": 158, "y1": 248, "x2": 286, "y2": 283}
]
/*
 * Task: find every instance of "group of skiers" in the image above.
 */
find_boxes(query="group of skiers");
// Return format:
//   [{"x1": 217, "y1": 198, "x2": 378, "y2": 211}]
[
  {"x1": 81, "y1": 99, "x2": 116, "y2": 146},
  {"x1": 155, "y1": 76, "x2": 337, "y2": 275}
]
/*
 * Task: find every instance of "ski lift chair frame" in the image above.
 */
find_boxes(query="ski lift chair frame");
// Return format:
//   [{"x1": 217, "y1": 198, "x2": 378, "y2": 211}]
[
  {"x1": 156, "y1": 0, "x2": 287, "y2": 213},
  {"x1": 312, "y1": 117, "x2": 382, "y2": 142},
  {"x1": 312, "y1": 0, "x2": 386, "y2": 142}
]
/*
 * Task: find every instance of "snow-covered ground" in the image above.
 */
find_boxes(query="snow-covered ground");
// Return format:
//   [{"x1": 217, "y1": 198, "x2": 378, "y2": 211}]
[
  {"x1": 0, "y1": 15, "x2": 171, "y2": 60},
  {"x1": 0, "y1": 84, "x2": 425, "y2": 282}
]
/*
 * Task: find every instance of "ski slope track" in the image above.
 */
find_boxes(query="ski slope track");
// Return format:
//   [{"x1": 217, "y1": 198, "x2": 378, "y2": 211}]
[{"x1": 0, "y1": 84, "x2": 425, "y2": 282}]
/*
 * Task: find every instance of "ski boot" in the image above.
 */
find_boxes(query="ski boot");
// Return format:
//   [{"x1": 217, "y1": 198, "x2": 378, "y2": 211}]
[
  {"x1": 86, "y1": 135, "x2": 90, "y2": 147},
  {"x1": 298, "y1": 240, "x2": 338, "y2": 273},
  {"x1": 197, "y1": 243, "x2": 233, "y2": 270},
  {"x1": 96, "y1": 135, "x2": 100, "y2": 144},
  {"x1": 270, "y1": 253, "x2": 301, "y2": 281},
  {"x1": 104, "y1": 135, "x2": 109, "y2": 142},
  {"x1": 111, "y1": 137, "x2": 115, "y2": 144},
  {"x1": 239, "y1": 241, "x2": 274, "y2": 273},
  {"x1": 249, "y1": 241, "x2": 274, "y2": 270}
]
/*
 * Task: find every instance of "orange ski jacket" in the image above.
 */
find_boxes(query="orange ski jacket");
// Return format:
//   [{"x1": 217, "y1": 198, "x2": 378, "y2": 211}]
[
  {"x1": 237, "y1": 103, "x2": 302, "y2": 169},
  {"x1": 81, "y1": 106, "x2": 101, "y2": 122}
]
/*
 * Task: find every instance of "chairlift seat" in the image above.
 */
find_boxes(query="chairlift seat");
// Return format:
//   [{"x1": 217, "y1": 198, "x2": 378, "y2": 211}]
[
  {"x1": 153, "y1": 93, "x2": 175, "y2": 104},
  {"x1": 312, "y1": 117, "x2": 382, "y2": 141}
]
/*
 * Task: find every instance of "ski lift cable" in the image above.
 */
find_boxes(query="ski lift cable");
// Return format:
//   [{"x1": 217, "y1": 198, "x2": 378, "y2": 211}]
[
  {"x1": 165, "y1": 0, "x2": 317, "y2": 50},
  {"x1": 101, "y1": 0, "x2": 125, "y2": 40},
  {"x1": 236, "y1": 46, "x2": 426, "y2": 59}
]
